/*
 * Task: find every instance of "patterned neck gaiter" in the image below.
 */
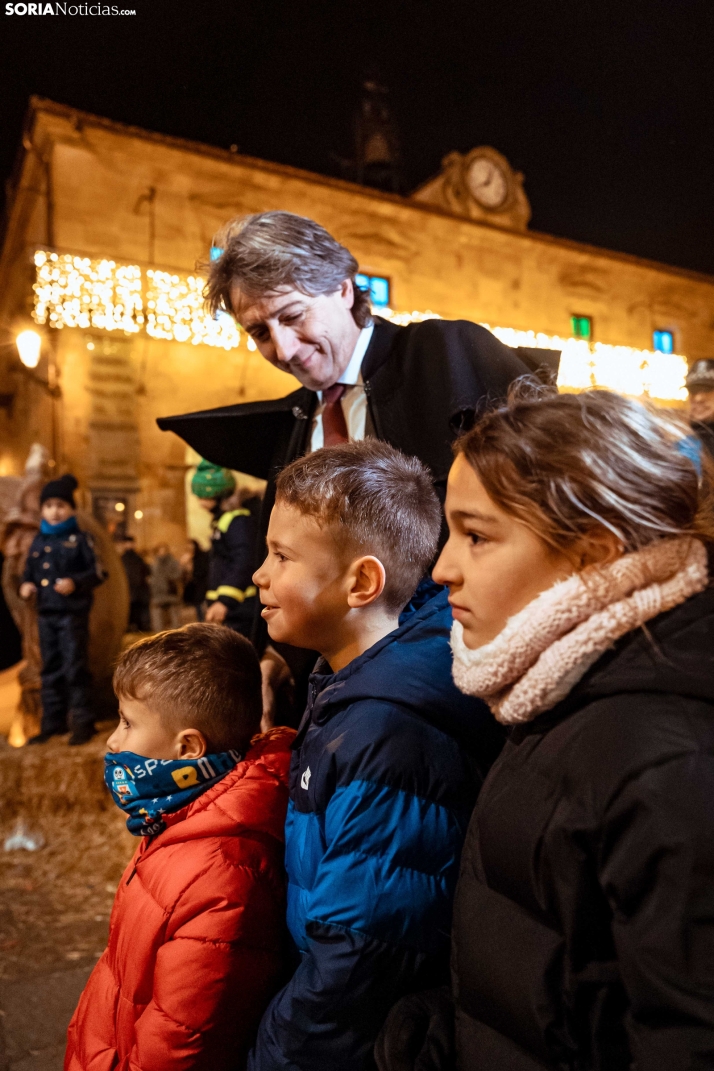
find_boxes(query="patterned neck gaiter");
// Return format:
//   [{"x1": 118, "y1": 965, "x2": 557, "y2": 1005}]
[{"x1": 104, "y1": 749, "x2": 243, "y2": 836}]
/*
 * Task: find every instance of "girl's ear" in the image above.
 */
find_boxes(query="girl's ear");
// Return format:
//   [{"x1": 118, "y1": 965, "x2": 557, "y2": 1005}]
[
  {"x1": 175, "y1": 728, "x2": 208, "y2": 760},
  {"x1": 575, "y1": 526, "x2": 624, "y2": 569}
]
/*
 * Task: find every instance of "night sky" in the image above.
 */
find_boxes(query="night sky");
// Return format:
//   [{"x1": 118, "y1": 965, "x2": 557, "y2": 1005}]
[{"x1": 1, "y1": 0, "x2": 713, "y2": 275}]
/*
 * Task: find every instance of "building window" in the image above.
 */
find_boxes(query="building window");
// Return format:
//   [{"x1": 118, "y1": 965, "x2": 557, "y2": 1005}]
[
  {"x1": 356, "y1": 273, "x2": 390, "y2": 307},
  {"x1": 653, "y1": 329, "x2": 674, "y2": 354},
  {"x1": 571, "y1": 315, "x2": 592, "y2": 341}
]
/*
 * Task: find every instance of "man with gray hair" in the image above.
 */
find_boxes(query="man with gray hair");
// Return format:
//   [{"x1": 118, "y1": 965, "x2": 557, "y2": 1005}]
[
  {"x1": 158, "y1": 211, "x2": 527, "y2": 701},
  {"x1": 161, "y1": 209, "x2": 526, "y2": 506}
]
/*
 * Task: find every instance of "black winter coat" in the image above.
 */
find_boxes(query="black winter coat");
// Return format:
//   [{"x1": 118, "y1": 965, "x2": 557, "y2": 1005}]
[
  {"x1": 158, "y1": 318, "x2": 527, "y2": 661},
  {"x1": 453, "y1": 583, "x2": 714, "y2": 1071},
  {"x1": 206, "y1": 497, "x2": 260, "y2": 609},
  {"x1": 22, "y1": 524, "x2": 104, "y2": 614},
  {"x1": 121, "y1": 548, "x2": 150, "y2": 603},
  {"x1": 692, "y1": 419, "x2": 714, "y2": 463}
]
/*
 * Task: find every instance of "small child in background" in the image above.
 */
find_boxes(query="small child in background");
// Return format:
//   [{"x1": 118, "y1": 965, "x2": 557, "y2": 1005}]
[
  {"x1": 65, "y1": 623, "x2": 294, "y2": 1071},
  {"x1": 249, "y1": 440, "x2": 503, "y2": 1071},
  {"x1": 19, "y1": 473, "x2": 104, "y2": 745}
]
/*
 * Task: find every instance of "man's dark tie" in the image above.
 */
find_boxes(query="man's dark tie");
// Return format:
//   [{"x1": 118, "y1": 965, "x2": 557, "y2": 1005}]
[{"x1": 322, "y1": 384, "x2": 349, "y2": 446}]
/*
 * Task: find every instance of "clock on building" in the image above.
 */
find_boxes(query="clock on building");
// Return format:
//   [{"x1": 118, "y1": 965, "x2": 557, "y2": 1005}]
[
  {"x1": 466, "y1": 154, "x2": 509, "y2": 210},
  {"x1": 411, "y1": 145, "x2": 531, "y2": 230}
]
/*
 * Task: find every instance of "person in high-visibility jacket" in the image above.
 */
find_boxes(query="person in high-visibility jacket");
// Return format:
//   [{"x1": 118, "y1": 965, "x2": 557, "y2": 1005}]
[{"x1": 191, "y1": 459, "x2": 261, "y2": 639}]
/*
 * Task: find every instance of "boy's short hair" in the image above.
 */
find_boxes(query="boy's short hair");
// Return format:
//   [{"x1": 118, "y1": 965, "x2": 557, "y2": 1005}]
[
  {"x1": 276, "y1": 440, "x2": 441, "y2": 613},
  {"x1": 113, "y1": 623, "x2": 262, "y2": 752}
]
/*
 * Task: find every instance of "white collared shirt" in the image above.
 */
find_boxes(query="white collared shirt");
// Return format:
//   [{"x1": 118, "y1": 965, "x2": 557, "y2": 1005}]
[{"x1": 309, "y1": 324, "x2": 374, "y2": 452}]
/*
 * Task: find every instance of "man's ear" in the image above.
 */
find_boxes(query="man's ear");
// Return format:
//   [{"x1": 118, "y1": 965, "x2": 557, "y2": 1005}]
[
  {"x1": 339, "y1": 276, "x2": 355, "y2": 310},
  {"x1": 346, "y1": 555, "x2": 386, "y2": 609},
  {"x1": 175, "y1": 728, "x2": 208, "y2": 760},
  {"x1": 575, "y1": 526, "x2": 624, "y2": 569}
]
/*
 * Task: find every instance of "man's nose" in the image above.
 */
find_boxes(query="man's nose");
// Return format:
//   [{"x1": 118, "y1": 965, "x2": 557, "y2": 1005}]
[{"x1": 270, "y1": 324, "x2": 301, "y2": 364}]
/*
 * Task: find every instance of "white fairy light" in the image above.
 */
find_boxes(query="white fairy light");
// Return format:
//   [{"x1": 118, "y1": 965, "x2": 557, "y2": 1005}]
[
  {"x1": 33, "y1": 251, "x2": 143, "y2": 333},
  {"x1": 145, "y1": 270, "x2": 240, "y2": 349}
]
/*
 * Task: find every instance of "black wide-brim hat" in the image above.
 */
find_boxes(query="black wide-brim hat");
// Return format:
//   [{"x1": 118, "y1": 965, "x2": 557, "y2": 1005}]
[{"x1": 686, "y1": 359, "x2": 714, "y2": 392}]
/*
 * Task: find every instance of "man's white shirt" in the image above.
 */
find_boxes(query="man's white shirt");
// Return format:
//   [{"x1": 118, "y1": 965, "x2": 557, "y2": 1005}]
[{"x1": 309, "y1": 324, "x2": 374, "y2": 452}]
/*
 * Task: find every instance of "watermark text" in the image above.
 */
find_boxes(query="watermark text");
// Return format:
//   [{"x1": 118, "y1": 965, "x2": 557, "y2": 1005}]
[{"x1": 5, "y1": 2, "x2": 136, "y2": 13}]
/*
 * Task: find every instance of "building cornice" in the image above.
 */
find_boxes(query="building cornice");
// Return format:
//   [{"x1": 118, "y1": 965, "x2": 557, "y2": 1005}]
[{"x1": 14, "y1": 96, "x2": 714, "y2": 291}]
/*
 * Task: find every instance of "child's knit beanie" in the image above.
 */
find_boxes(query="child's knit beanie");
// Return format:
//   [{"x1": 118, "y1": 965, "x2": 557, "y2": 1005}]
[
  {"x1": 191, "y1": 459, "x2": 236, "y2": 499},
  {"x1": 40, "y1": 473, "x2": 78, "y2": 508}
]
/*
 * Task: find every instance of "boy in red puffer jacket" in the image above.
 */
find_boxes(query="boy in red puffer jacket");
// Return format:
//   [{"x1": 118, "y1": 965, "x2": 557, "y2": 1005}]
[{"x1": 65, "y1": 623, "x2": 294, "y2": 1071}]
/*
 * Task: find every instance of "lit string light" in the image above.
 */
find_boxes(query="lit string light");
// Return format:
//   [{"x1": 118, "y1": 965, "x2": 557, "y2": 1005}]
[
  {"x1": 30, "y1": 252, "x2": 687, "y2": 402},
  {"x1": 33, "y1": 251, "x2": 143, "y2": 333},
  {"x1": 379, "y1": 310, "x2": 688, "y2": 402},
  {"x1": 32, "y1": 252, "x2": 239, "y2": 350},
  {"x1": 145, "y1": 270, "x2": 239, "y2": 349}
]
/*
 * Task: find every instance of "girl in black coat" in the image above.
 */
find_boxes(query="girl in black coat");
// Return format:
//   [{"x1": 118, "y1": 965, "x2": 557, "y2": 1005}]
[{"x1": 377, "y1": 388, "x2": 714, "y2": 1071}]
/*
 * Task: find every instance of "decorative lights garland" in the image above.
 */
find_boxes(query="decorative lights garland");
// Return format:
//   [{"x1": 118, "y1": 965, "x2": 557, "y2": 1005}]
[
  {"x1": 33, "y1": 251, "x2": 143, "y2": 333},
  {"x1": 145, "y1": 269, "x2": 239, "y2": 348},
  {"x1": 378, "y1": 310, "x2": 687, "y2": 403},
  {"x1": 31, "y1": 251, "x2": 687, "y2": 401}
]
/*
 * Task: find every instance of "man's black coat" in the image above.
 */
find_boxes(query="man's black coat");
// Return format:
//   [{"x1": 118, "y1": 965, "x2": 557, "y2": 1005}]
[
  {"x1": 158, "y1": 317, "x2": 528, "y2": 665},
  {"x1": 158, "y1": 316, "x2": 528, "y2": 508}
]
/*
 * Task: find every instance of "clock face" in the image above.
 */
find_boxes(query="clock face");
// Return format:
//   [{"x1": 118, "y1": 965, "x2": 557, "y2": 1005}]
[{"x1": 466, "y1": 156, "x2": 509, "y2": 209}]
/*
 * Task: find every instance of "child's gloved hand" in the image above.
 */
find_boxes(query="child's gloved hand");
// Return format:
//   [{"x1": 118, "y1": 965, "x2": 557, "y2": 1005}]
[
  {"x1": 19, "y1": 582, "x2": 37, "y2": 599},
  {"x1": 54, "y1": 577, "x2": 76, "y2": 595}
]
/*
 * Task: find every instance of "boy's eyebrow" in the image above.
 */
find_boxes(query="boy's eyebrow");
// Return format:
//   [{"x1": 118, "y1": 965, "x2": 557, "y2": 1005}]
[{"x1": 268, "y1": 536, "x2": 297, "y2": 554}]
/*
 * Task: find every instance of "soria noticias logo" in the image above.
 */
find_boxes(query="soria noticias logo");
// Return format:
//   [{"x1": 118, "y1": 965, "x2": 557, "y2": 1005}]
[{"x1": 5, "y1": 2, "x2": 136, "y2": 12}]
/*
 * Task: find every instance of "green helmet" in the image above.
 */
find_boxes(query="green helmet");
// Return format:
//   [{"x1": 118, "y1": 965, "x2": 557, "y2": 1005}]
[{"x1": 190, "y1": 459, "x2": 236, "y2": 499}]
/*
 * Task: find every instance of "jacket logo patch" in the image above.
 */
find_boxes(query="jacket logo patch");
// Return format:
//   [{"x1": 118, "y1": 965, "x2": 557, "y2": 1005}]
[{"x1": 300, "y1": 766, "x2": 311, "y2": 790}]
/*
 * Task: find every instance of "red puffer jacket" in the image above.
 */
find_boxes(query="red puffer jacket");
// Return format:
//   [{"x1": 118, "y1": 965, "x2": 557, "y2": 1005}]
[{"x1": 65, "y1": 727, "x2": 295, "y2": 1071}]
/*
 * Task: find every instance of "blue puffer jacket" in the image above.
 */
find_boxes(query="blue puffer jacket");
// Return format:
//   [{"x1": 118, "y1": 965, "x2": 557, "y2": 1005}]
[{"x1": 249, "y1": 587, "x2": 503, "y2": 1071}]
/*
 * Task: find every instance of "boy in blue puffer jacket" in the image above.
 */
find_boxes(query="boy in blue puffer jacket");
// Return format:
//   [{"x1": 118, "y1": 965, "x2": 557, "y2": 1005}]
[{"x1": 249, "y1": 440, "x2": 503, "y2": 1071}]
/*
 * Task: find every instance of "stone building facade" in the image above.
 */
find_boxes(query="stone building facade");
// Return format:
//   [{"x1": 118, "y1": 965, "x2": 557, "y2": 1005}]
[{"x1": 1, "y1": 97, "x2": 713, "y2": 551}]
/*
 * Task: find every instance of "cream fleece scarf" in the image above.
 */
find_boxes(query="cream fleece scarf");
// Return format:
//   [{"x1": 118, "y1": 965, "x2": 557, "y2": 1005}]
[{"x1": 451, "y1": 536, "x2": 708, "y2": 725}]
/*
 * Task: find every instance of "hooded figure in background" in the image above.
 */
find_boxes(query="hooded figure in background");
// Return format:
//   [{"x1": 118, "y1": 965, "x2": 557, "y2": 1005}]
[{"x1": 190, "y1": 459, "x2": 261, "y2": 639}]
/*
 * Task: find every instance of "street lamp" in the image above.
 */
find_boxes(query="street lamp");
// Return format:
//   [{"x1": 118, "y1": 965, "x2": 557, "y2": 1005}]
[{"x1": 16, "y1": 330, "x2": 42, "y2": 369}]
